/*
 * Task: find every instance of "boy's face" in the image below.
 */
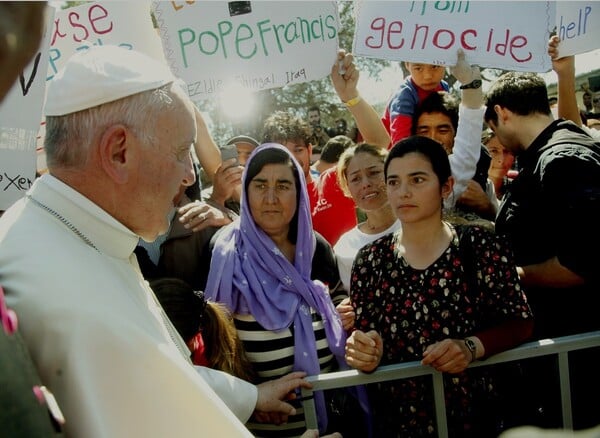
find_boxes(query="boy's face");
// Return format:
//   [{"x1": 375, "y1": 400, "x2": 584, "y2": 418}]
[
  {"x1": 282, "y1": 139, "x2": 312, "y2": 179},
  {"x1": 405, "y1": 62, "x2": 446, "y2": 91}
]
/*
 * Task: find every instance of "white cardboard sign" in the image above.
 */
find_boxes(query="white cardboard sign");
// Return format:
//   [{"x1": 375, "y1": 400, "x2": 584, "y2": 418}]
[
  {"x1": 353, "y1": 1, "x2": 554, "y2": 72},
  {"x1": 554, "y1": 2, "x2": 599, "y2": 58},
  {"x1": 154, "y1": 1, "x2": 339, "y2": 103},
  {"x1": 0, "y1": 8, "x2": 55, "y2": 210}
]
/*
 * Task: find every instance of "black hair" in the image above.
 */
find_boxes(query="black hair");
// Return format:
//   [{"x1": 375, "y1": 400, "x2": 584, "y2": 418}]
[
  {"x1": 412, "y1": 91, "x2": 459, "y2": 135},
  {"x1": 149, "y1": 277, "x2": 255, "y2": 382},
  {"x1": 484, "y1": 71, "x2": 551, "y2": 124},
  {"x1": 384, "y1": 136, "x2": 452, "y2": 186},
  {"x1": 150, "y1": 277, "x2": 206, "y2": 343},
  {"x1": 320, "y1": 135, "x2": 354, "y2": 164},
  {"x1": 244, "y1": 146, "x2": 301, "y2": 244}
]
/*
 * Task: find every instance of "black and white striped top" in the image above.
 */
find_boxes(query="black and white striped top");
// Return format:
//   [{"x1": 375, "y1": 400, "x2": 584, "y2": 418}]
[
  {"x1": 236, "y1": 311, "x2": 336, "y2": 437},
  {"x1": 238, "y1": 232, "x2": 346, "y2": 438}
]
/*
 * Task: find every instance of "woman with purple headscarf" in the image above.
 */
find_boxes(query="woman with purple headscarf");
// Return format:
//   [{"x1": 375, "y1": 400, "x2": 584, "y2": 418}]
[{"x1": 206, "y1": 143, "x2": 364, "y2": 437}]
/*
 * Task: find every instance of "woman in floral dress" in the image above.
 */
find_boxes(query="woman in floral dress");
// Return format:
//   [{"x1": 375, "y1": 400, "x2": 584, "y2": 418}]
[{"x1": 344, "y1": 136, "x2": 533, "y2": 437}]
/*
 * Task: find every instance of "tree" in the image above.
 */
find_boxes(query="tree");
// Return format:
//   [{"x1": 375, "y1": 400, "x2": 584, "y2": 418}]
[
  {"x1": 213, "y1": 1, "x2": 504, "y2": 141},
  {"x1": 208, "y1": 1, "x2": 393, "y2": 143},
  {"x1": 60, "y1": 2, "x2": 506, "y2": 145}
]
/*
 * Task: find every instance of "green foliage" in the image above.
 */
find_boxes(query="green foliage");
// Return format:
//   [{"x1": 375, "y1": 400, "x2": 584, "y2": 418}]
[
  {"x1": 58, "y1": 1, "x2": 507, "y2": 146},
  {"x1": 57, "y1": 1, "x2": 398, "y2": 144},
  {"x1": 209, "y1": 0, "x2": 393, "y2": 144},
  {"x1": 62, "y1": 1, "x2": 90, "y2": 8}
]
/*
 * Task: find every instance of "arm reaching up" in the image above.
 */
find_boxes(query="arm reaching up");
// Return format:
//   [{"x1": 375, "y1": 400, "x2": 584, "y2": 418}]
[
  {"x1": 193, "y1": 106, "x2": 222, "y2": 184},
  {"x1": 548, "y1": 35, "x2": 582, "y2": 126},
  {"x1": 331, "y1": 49, "x2": 391, "y2": 149},
  {"x1": 447, "y1": 49, "x2": 485, "y2": 202}
]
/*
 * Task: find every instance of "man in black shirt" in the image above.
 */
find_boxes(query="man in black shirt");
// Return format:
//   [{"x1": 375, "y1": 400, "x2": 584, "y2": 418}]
[{"x1": 485, "y1": 71, "x2": 600, "y2": 430}]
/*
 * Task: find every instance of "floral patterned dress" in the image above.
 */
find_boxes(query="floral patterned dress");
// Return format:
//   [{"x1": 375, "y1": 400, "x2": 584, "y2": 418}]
[{"x1": 350, "y1": 223, "x2": 532, "y2": 437}]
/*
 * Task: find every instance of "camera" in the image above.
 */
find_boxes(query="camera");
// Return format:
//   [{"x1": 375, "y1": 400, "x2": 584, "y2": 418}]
[{"x1": 220, "y1": 145, "x2": 239, "y2": 169}]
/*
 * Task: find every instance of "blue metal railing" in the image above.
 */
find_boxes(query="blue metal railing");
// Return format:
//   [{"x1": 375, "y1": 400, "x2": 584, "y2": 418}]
[{"x1": 301, "y1": 331, "x2": 600, "y2": 437}]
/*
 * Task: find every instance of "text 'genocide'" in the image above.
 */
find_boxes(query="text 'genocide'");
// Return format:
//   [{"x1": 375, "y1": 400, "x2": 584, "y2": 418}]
[{"x1": 365, "y1": 19, "x2": 533, "y2": 63}]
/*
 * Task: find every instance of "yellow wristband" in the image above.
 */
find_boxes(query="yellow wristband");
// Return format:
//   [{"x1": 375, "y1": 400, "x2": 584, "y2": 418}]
[{"x1": 344, "y1": 96, "x2": 362, "y2": 108}]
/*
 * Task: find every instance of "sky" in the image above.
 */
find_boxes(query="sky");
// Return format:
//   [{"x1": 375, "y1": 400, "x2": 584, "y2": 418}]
[
  {"x1": 356, "y1": 62, "x2": 404, "y2": 106},
  {"x1": 539, "y1": 48, "x2": 600, "y2": 85}
]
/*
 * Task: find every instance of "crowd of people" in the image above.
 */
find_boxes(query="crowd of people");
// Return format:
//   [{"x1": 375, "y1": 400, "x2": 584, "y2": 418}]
[{"x1": 1, "y1": 3, "x2": 600, "y2": 437}]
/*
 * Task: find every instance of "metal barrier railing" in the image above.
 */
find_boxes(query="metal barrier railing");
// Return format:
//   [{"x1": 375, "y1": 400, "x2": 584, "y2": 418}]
[{"x1": 301, "y1": 330, "x2": 600, "y2": 437}]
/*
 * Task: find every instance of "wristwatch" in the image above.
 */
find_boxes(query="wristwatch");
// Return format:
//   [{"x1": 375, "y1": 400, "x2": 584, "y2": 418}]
[
  {"x1": 459, "y1": 78, "x2": 482, "y2": 90},
  {"x1": 464, "y1": 338, "x2": 477, "y2": 362}
]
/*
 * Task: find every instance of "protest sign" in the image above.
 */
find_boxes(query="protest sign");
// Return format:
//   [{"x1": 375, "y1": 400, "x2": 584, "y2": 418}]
[
  {"x1": 154, "y1": 1, "x2": 339, "y2": 103},
  {"x1": 555, "y1": 2, "x2": 599, "y2": 58},
  {"x1": 32, "y1": 2, "x2": 164, "y2": 176},
  {"x1": 47, "y1": 1, "x2": 165, "y2": 81},
  {"x1": 0, "y1": 8, "x2": 54, "y2": 210},
  {"x1": 353, "y1": 1, "x2": 554, "y2": 72}
]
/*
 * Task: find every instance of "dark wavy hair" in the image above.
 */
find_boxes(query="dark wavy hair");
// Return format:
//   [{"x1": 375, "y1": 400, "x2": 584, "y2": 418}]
[
  {"x1": 484, "y1": 71, "x2": 551, "y2": 124},
  {"x1": 261, "y1": 110, "x2": 312, "y2": 147}
]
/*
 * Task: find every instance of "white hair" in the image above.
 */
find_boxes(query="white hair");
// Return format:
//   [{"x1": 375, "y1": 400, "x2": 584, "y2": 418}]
[{"x1": 44, "y1": 83, "x2": 180, "y2": 168}]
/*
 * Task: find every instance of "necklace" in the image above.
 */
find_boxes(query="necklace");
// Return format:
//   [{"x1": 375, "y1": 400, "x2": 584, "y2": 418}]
[
  {"x1": 27, "y1": 194, "x2": 99, "y2": 252},
  {"x1": 28, "y1": 195, "x2": 192, "y2": 360},
  {"x1": 365, "y1": 221, "x2": 386, "y2": 232},
  {"x1": 364, "y1": 215, "x2": 396, "y2": 234}
]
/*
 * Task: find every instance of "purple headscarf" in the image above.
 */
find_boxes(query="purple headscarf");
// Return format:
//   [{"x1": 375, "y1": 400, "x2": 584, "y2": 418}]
[{"x1": 205, "y1": 143, "x2": 346, "y2": 432}]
